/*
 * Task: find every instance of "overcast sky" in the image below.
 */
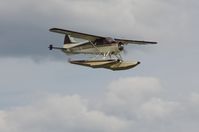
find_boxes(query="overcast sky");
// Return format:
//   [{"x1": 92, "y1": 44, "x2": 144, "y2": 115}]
[{"x1": 0, "y1": 0, "x2": 199, "y2": 132}]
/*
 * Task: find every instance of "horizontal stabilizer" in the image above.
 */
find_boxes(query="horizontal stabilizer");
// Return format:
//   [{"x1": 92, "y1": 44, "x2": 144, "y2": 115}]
[{"x1": 48, "y1": 45, "x2": 65, "y2": 50}]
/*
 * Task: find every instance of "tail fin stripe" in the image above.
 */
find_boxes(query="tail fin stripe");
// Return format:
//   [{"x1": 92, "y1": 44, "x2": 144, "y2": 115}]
[{"x1": 64, "y1": 35, "x2": 71, "y2": 44}]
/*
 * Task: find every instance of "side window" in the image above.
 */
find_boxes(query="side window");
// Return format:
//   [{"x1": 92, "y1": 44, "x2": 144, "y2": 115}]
[
  {"x1": 105, "y1": 37, "x2": 116, "y2": 44},
  {"x1": 95, "y1": 38, "x2": 115, "y2": 45},
  {"x1": 95, "y1": 38, "x2": 104, "y2": 45}
]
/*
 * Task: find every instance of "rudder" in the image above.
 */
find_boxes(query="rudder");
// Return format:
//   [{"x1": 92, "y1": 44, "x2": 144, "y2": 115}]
[{"x1": 64, "y1": 35, "x2": 71, "y2": 44}]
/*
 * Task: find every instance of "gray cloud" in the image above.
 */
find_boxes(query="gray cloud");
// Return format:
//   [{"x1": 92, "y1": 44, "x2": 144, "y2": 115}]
[
  {"x1": 0, "y1": 95, "x2": 127, "y2": 132},
  {"x1": 2, "y1": 0, "x2": 198, "y2": 58},
  {"x1": 0, "y1": 77, "x2": 199, "y2": 132},
  {"x1": 99, "y1": 77, "x2": 178, "y2": 120},
  {"x1": 0, "y1": 0, "x2": 199, "y2": 131}
]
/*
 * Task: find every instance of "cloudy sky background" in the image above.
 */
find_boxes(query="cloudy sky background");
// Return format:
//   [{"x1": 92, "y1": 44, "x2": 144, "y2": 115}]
[{"x1": 0, "y1": 0, "x2": 199, "y2": 131}]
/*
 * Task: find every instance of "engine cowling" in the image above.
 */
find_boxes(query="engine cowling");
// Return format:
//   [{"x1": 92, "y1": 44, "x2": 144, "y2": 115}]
[{"x1": 118, "y1": 42, "x2": 124, "y2": 51}]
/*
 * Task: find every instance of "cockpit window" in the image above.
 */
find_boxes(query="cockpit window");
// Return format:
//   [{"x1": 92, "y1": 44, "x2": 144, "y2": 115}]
[
  {"x1": 105, "y1": 37, "x2": 116, "y2": 43},
  {"x1": 95, "y1": 37, "x2": 116, "y2": 45}
]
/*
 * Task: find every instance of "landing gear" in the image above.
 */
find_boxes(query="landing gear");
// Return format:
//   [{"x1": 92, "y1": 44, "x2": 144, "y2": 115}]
[{"x1": 114, "y1": 53, "x2": 123, "y2": 61}]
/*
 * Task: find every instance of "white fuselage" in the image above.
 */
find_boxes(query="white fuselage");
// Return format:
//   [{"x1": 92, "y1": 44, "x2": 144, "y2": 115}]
[{"x1": 62, "y1": 42, "x2": 121, "y2": 56}]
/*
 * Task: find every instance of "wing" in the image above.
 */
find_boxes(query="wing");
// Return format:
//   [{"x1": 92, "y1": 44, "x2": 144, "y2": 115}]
[
  {"x1": 49, "y1": 28, "x2": 104, "y2": 42},
  {"x1": 115, "y1": 38, "x2": 157, "y2": 45}
]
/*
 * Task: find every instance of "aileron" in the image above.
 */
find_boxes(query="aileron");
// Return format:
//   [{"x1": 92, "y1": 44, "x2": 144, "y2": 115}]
[{"x1": 115, "y1": 38, "x2": 157, "y2": 45}]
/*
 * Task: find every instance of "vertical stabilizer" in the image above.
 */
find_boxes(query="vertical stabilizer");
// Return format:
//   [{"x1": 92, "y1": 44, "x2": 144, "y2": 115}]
[{"x1": 64, "y1": 35, "x2": 71, "y2": 44}]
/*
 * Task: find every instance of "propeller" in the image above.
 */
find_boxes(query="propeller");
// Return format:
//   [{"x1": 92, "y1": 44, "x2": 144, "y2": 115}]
[
  {"x1": 118, "y1": 42, "x2": 127, "y2": 55},
  {"x1": 118, "y1": 44, "x2": 124, "y2": 51}
]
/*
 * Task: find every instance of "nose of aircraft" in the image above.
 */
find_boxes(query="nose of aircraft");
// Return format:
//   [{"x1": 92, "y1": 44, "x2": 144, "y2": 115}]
[{"x1": 118, "y1": 44, "x2": 124, "y2": 51}]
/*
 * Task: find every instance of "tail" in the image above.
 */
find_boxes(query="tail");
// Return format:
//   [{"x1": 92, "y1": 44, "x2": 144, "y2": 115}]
[{"x1": 64, "y1": 35, "x2": 72, "y2": 44}]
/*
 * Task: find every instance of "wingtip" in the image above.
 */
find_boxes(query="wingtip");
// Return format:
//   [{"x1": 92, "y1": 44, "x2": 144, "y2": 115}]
[
  {"x1": 49, "y1": 28, "x2": 56, "y2": 31},
  {"x1": 49, "y1": 28, "x2": 62, "y2": 32},
  {"x1": 148, "y1": 41, "x2": 158, "y2": 44}
]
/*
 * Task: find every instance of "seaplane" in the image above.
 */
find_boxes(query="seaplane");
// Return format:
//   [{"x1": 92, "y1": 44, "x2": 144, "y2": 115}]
[{"x1": 49, "y1": 28, "x2": 157, "y2": 71}]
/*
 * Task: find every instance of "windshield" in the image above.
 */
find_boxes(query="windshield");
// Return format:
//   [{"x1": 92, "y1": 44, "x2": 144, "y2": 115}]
[
  {"x1": 105, "y1": 37, "x2": 116, "y2": 43},
  {"x1": 95, "y1": 37, "x2": 116, "y2": 45}
]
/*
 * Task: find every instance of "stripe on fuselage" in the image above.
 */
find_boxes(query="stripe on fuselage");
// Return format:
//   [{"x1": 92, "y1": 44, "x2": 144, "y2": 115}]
[{"x1": 63, "y1": 43, "x2": 120, "y2": 55}]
